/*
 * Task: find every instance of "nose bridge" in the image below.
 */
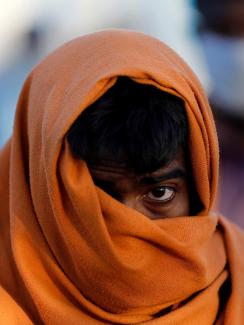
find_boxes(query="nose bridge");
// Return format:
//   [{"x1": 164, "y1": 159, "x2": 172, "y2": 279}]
[{"x1": 121, "y1": 194, "x2": 138, "y2": 210}]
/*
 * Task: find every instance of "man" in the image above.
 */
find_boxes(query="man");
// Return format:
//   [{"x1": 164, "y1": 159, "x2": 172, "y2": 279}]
[{"x1": 0, "y1": 30, "x2": 243, "y2": 324}]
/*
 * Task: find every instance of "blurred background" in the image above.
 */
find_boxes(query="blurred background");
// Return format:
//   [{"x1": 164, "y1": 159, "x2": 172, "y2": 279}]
[{"x1": 0, "y1": 0, "x2": 243, "y2": 227}]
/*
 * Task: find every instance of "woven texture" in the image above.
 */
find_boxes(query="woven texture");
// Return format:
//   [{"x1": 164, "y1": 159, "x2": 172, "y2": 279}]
[{"x1": 0, "y1": 30, "x2": 243, "y2": 324}]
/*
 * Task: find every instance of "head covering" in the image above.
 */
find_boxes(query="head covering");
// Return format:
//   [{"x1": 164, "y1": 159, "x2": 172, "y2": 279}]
[{"x1": 0, "y1": 29, "x2": 243, "y2": 324}]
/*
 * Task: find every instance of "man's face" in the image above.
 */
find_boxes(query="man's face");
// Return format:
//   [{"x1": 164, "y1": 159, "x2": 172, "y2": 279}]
[{"x1": 89, "y1": 150, "x2": 190, "y2": 219}]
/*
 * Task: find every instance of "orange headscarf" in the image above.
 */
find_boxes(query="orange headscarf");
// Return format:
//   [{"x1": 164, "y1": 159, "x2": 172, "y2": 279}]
[{"x1": 0, "y1": 30, "x2": 243, "y2": 324}]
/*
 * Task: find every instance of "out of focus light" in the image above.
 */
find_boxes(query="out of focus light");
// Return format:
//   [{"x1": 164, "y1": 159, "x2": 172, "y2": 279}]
[
  {"x1": 0, "y1": 0, "x2": 209, "y2": 148},
  {"x1": 0, "y1": 0, "x2": 42, "y2": 71}
]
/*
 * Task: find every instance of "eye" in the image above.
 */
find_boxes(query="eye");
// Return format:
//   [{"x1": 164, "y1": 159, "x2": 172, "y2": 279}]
[{"x1": 144, "y1": 186, "x2": 175, "y2": 203}]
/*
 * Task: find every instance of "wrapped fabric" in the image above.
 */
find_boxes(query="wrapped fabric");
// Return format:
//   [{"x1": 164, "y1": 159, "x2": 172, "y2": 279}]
[{"x1": 0, "y1": 29, "x2": 243, "y2": 324}]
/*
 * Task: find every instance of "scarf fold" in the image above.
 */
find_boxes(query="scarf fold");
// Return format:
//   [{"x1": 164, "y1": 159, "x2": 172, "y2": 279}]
[{"x1": 0, "y1": 29, "x2": 243, "y2": 324}]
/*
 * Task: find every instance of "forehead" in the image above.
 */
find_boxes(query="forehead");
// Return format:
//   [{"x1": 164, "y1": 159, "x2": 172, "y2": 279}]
[{"x1": 89, "y1": 150, "x2": 186, "y2": 181}]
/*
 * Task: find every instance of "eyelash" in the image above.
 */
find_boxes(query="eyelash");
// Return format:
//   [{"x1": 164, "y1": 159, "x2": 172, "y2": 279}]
[
  {"x1": 142, "y1": 186, "x2": 176, "y2": 204},
  {"x1": 95, "y1": 179, "x2": 178, "y2": 206}
]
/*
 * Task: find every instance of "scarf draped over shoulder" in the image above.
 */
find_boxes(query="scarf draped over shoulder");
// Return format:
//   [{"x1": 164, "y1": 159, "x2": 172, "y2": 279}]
[{"x1": 0, "y1": 29, "x2": 243, "y2": 324}]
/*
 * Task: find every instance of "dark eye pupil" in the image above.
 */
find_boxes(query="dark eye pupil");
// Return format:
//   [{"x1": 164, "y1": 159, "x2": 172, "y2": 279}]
[{"x1": 151, "y1": 187, "x2": 165, "y2": 198}]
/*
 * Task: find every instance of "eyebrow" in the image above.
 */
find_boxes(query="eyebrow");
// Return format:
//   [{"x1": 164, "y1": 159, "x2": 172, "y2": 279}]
[{"x1": 140, "y1": 168, "x2": 186, "y2": 186}]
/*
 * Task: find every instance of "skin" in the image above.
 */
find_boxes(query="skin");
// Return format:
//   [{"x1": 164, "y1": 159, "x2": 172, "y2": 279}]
[{"x1": 89, "y1": 151, "x2": 190, "y2": 219}]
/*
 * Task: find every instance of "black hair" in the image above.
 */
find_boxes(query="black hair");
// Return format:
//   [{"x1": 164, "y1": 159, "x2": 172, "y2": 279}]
[{"x1": 67, "y1": 77, "x2": 188, "y2": 174}]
